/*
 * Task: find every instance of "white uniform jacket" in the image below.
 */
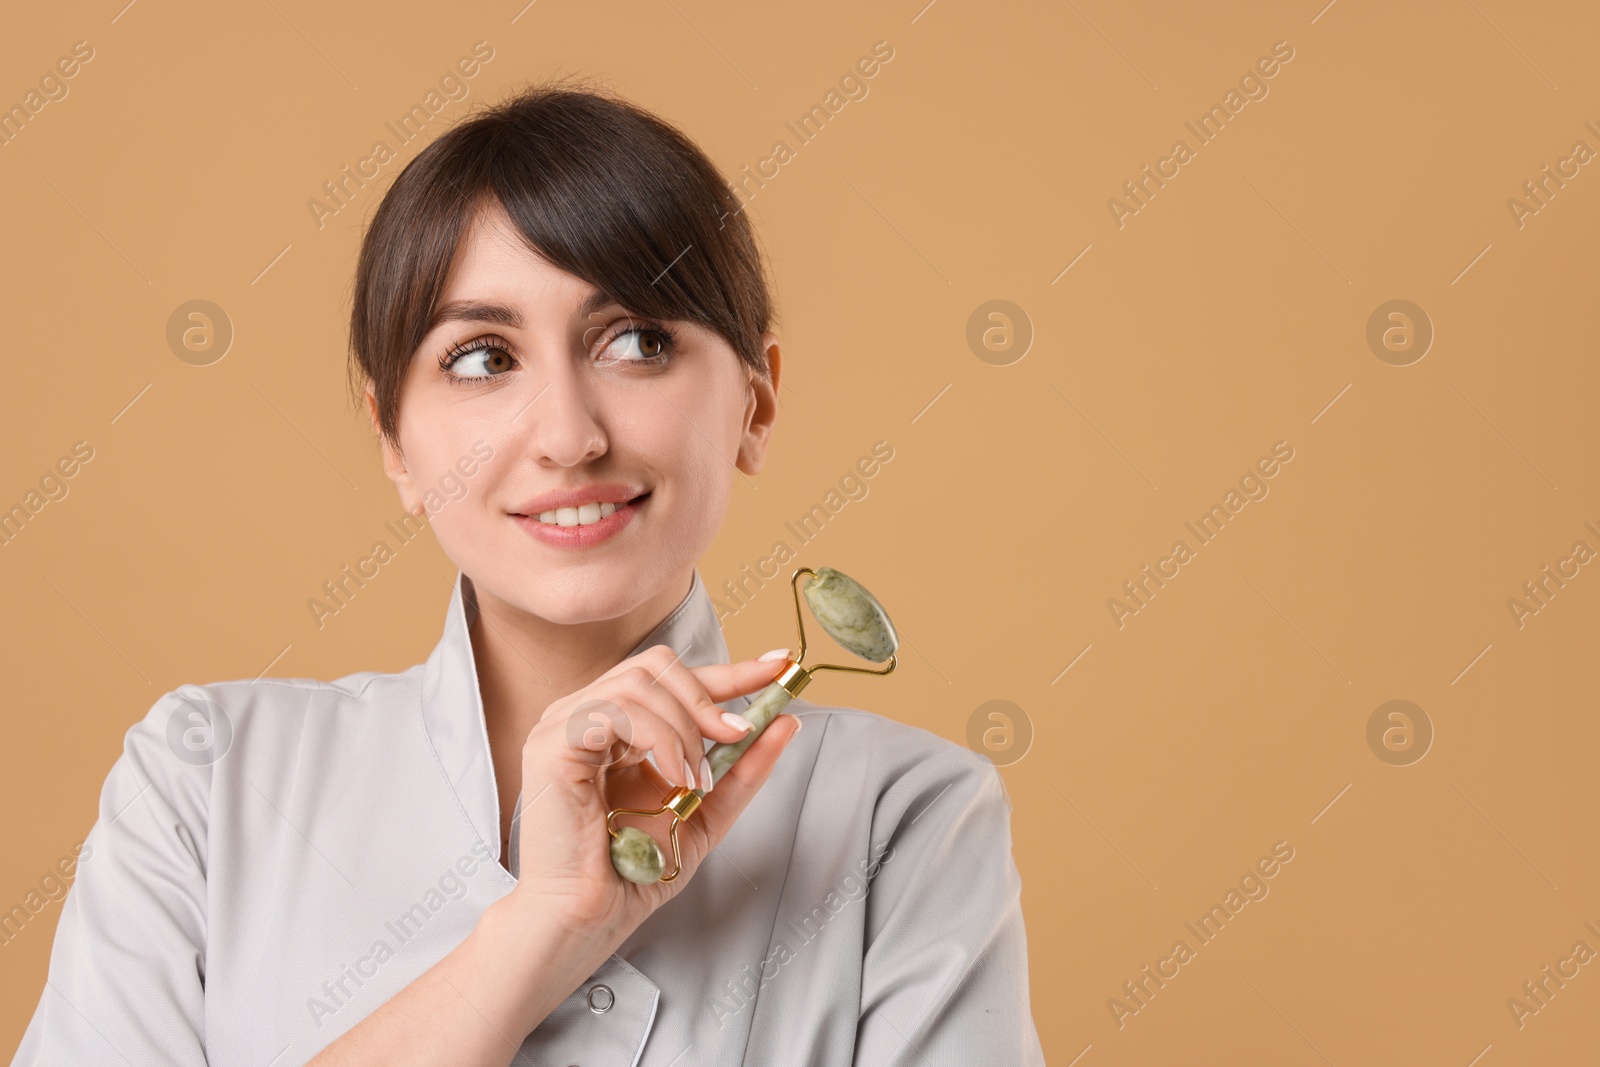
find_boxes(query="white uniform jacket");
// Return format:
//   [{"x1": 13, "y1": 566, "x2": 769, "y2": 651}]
[{"x1": 14, "y1": 568, "x2": 1046, "y2": 1066}]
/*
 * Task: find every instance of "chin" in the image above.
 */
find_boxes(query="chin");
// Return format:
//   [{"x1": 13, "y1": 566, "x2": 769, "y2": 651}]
[
  {"x1": 506, "y1": 566, "x2": 633, "y2": 622},
  {"x1": 463, "y1": 543, "x2": 661, "y2": 624}
]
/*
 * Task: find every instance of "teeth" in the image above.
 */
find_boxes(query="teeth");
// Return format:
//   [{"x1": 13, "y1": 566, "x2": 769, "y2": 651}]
[{"x1": 537, "y1": 501, "x2": 619, "y2": 526}]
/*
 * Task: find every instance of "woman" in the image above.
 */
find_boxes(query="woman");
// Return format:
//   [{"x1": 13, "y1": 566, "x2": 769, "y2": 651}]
[{"x1": 14, "y1": 81, "x2": 1045, "y2": 1066}]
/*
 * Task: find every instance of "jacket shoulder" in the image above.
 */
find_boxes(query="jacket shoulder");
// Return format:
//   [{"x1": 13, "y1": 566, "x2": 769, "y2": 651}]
[
  {"x1": 786, "y1": 698, "x2": 1008, "y2": 819},
  {"x1": 145, "y1": 662, "x2": 422, "y2": 725},
  {"x1": 790, "y1": 698, "x2": 992, "y2": 774},
  {"x1": 116, "y1": 662, "x2": 425, "y2": 779},
  {"x1": 179, "y1": 660, "x2": 421, "y2": 702}
]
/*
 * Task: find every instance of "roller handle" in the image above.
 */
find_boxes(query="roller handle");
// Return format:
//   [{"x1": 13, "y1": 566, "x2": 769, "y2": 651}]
[{"x1": 700, "y1": 678, "x2": 795, "y2": 790}]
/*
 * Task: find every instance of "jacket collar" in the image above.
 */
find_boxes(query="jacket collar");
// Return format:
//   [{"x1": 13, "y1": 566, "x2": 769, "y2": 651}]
[{"x1": 419, "y1": 567, "x2": 739, "y2": 868}]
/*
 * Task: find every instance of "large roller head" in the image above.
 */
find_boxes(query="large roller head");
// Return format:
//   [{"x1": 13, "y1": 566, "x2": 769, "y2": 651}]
[{"x1": 802, "y1": 566, "x2": 898, "y2": 663}]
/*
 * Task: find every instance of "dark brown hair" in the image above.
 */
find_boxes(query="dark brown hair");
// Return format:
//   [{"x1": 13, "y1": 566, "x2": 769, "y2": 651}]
[{"x1": 347, "y1": 77, "x2": 775, "y2": 447}]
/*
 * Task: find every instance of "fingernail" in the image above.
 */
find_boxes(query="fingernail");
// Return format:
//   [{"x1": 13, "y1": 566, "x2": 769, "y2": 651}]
[
  {"x1": 791, "y1": 714, "x2": 803, "y2": 734},
  {"x1": 700, "y1": 756, "x2": 714, "y2": 793},
  {"x1": 758, "y1": 647, "x2": 791, "y2": 662},
  {"x1": 682, "y1": 757, "x2": 698, "y2": 790},
  {"x1": 720, "y1": 711, "x2": 754, "y2": 733}
]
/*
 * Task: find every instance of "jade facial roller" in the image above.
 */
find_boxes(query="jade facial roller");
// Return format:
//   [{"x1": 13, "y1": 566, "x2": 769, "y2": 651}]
[{"x1": 606, "y1": 565, "x2": 898, "y2": 885}]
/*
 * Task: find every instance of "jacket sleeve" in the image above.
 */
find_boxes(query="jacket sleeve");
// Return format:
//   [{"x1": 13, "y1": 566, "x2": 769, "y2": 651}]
[
  {"x1": 854, "y1": 749, "x2": 1047, "y2": 1066},
  {"x1": 12, "y1": 688, "x2": 213, "y2": 1065}
]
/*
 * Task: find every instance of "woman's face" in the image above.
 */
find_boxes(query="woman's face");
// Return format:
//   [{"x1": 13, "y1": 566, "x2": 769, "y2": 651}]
[{"x1": 371, "y1": 199, "x2": 781, "y2": 625}]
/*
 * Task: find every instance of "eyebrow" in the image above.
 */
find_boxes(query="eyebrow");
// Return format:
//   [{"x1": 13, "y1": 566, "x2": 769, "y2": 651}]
[{"x1": 427, "y1": 289, "x2": 622, "y2": 334}]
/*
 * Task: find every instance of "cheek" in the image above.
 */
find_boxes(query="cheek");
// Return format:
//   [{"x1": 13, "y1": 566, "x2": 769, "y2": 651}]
[
  {"x1": 632, "y1": 388, "x2": 741, "y2": 515},
  {"x1": 399, "y1": 421, "x2": 496, "y2": 517},
  {"x1": 663, "y1": 462, "x2": 734, "y2": 561},
  {"x1": 419, "y1": 458, "x2": 503, "y2": 576}
]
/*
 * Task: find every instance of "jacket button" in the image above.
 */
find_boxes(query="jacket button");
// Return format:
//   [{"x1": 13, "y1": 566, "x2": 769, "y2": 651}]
[{"x1": 587, "y1": 983, "x2": 615, "y2": 1014}]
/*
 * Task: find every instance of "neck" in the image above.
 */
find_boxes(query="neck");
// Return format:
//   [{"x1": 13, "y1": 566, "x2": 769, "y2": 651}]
[
  {"x1": 468, "y1": 567, "x2": 696, "y2": 860},
  {"x1": 468, "y1": 567, "x2": 695, "y2": 760}
]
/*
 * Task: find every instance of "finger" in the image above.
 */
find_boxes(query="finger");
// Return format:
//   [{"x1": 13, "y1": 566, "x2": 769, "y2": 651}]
[
  {"x1": 535, "y1": 688, "x2": 696, "y2": 792},
  {"x1": 598, "y1": 644, "x2": 790, "y2": 712},
  {"x1": 588, "y1": 646, "x2": 713, "y2": 764},
  {"x1": 687, "y1": 712, "x2": 802, "y2": 846},
  {"x1": 638, "y1": 648, "x2": 788, "y2": 747},
  {"x1": 609, "y1": 695, "x2": 701, "y2": 791},
  {"x1": 599, "y1": 666, "x2": 707, "y2": 791},
  {"x1": 687, "y1": 652, "x2": 794, "y2": 705}
]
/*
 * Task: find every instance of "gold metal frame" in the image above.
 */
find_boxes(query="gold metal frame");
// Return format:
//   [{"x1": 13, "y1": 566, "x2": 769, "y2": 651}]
[{"x1": 605, "y1": 786, "x2": 702, "y2": 882}]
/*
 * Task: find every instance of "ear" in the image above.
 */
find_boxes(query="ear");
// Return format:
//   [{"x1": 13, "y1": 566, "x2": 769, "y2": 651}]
[
  {"x1": 736, "y1": 331, "x2": 782, "y2": 476},
  {"x1": 366, "y1": 383, "x2": 423, "y2": 514}
]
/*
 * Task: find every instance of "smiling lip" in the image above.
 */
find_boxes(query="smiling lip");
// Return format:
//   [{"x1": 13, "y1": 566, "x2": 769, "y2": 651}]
[
  {"x1": 512, "y1": 483, "x2": 646, "y2": 516},
  {"x1": 510, "y1": 488, "x2": 649, "y2": 550}
]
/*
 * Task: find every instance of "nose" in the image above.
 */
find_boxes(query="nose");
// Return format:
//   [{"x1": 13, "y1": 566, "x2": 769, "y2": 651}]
[{"x1": 516, "y1": 358, "x2": 608, "y2": 468}]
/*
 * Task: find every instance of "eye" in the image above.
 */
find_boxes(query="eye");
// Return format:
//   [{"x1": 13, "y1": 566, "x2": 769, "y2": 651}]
[
  {"x1": 439, "y1": 336, "x2": 518, "y2": 381},
  {"x1": 601, "y1": 321, "x2": 677, "y2": 364}
]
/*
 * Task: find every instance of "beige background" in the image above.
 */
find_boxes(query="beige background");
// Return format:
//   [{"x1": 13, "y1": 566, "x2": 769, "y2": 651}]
[{"x1": 3, "y1": 0, "x2": 1598, "y2": 1063}]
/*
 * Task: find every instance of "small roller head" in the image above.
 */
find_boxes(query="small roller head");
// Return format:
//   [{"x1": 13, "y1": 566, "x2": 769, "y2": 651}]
[{"x1": 610, "y1": 825, "x2": 665, "y2": 885}]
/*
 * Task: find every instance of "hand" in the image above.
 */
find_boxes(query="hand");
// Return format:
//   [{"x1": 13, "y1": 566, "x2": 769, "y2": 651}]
[{"x1": 506, "y1": 645, "x2": 800, "y2": 940}]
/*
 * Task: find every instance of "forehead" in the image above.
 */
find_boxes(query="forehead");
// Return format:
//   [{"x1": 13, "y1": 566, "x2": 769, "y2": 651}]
[{"x1": 439, "y1": 200, "x2": 593, "y2": 308}]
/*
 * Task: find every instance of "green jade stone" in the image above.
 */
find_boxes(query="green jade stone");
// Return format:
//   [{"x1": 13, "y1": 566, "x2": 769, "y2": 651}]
[
  {"x1": 802, "y1": 566, "x2": 898, "y2": 664},
  {"x1": 609, "y1": 825, "x2": 665, "y2": 885}
]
